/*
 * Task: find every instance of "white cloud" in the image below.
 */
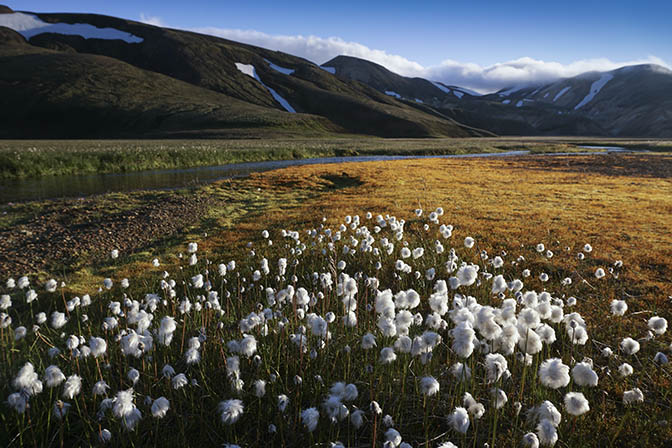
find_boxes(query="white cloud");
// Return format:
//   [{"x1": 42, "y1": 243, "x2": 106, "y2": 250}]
[
  {"x1": 188, "y1": 26, "x2": 670, "y2": 93},
  {"x1": 196, "y1": 27, "x2": 425, "y2": 76},
  {"x1": 139, "y1": 13, "x2": 164, "y2": 27},
  {"x1": 425, "y1": 56, "x2": 671, "y2": 92}
]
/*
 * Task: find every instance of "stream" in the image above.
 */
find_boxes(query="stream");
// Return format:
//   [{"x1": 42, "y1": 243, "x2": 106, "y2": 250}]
[{"x1": 0, "y1": 146, "x2": 635, "y2": 203}]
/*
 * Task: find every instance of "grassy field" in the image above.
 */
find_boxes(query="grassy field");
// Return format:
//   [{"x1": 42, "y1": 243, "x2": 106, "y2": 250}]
[
  {"x1": 1, "y1": 152, "x2": 671, "y2": 447},
  {"x1": 2, "y1": 137, "x2": 671, "y2": 179}
]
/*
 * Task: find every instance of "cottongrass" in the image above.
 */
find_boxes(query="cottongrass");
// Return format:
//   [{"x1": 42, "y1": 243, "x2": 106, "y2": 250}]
[{"x1": 0, "y1": 208, "x2": 668, "y2": 446}]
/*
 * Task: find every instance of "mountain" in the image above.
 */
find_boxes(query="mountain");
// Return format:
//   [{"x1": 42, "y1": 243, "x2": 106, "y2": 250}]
[
  {"x1": 0, "y1": 26, "x2": 336, "y2": 138},
  {"x1": 323, "y1": 55, "x2": 672, "y2": 138},
  {"x1": 483, "y1": 64, "x2": 672, "y2": 137},
  {"x1": 1, "y1": 5, "x2": 669, "y2": 138},
  {"x1": 322, "y1": 55, "x2": 480, "y2": 107},
  {"x1": 0, "y1": 6, "x2": 489, "y2": 138}
]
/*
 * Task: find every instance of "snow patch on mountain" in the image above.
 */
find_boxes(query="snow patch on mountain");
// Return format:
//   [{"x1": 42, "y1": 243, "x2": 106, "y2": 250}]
[
  {"x1": 498, "y1": 85, "x2": 526, "y2": 97},
  {"x1": 0, "y1": 12, "x2": 143, "y2": 43},
  {"x1": 431, "y1": 81, "x2": 451, "y2": 94},
  {"x1": 574, "y1": 73, "x2": 613, "y2": 110},
  {"x1": 264, "y1": 59, "x2": 294, "y2": 75},
  {"x1": 454, "y1": 87, "x2": 482, "y2": 97},
  {"x1": 553, "y1": 86, "x2": 571, "y2": 102},
  {"x1": 385, "y1": 91, "x2": 401, "y2": 98},
  {"x1": 235, "y1": 63, "x2": 296, "y2": 113},
  {"x1": 453, "y1": 90, "x2": 464, "y2": 99}
]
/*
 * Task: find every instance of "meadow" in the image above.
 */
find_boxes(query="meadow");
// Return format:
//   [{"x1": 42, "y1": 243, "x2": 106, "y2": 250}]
[
  {"x1": 1, "y1": 152, "x2": 671, "y2": 447},
  {"x1": 2, "y1": 137, "x2": 671, "y2": 179}
]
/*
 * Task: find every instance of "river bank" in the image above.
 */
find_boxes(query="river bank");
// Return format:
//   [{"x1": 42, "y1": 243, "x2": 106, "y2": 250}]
[
  {"x1": 2, "y1": 136, "x2": 670, "y2": 182},
  {"x1": 1, "y1": 152, "x2": 671, "y2": 299}
]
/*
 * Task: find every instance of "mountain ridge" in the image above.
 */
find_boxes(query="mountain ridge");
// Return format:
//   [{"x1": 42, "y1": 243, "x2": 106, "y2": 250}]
[
  {"x1": 0, "y1": 5, "x2": 669, "y2": 138},
  {"x1": 0, "y1": 8, "x2": 491, "y2": 138},
  {"x1": 324, "y1": 54, "x2": 672, "y2": 137}
]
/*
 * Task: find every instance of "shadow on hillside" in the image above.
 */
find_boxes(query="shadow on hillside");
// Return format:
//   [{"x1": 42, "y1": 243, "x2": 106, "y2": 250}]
[{"x1": 321, "y1": 173, "x2": 365, "y2": 190}]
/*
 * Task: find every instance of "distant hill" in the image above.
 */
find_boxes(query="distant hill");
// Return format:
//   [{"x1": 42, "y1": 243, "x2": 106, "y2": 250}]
[
  {"x1": 0, "y1": 8, "x2": 489, "y2": 138},
  {"x1": 322, "y1": 55, "x2": 480, "y2": 107},
  {"x1": 325, "y1": 54, "x2": 672, "y2": 137},
  {"x1": 482, "y1": 64, "x2": 672, "y2": 137},
  {"x1": 1, "y1": 5, "x2": 669, "y2": 138}
]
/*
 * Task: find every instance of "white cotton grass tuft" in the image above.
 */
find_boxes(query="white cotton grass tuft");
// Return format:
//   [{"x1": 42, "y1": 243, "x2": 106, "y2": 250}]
[
  {"x1": 485, "y1": 353, "x2": 508, "y2": 383},
  {"x1": 151, "y1": 397, "x2": 170, "y2": 418},
  {"x1": 536, "y1": 418, "x2": 558, "y2": 446},
  {"x1": 93, "y1": 380, "x2": 109, "y2": 396},
  {"x1": 301, "y1": 407, "x2": 320, "y2": 432},
  {"x1": 463, "y1": 392, "x2": 485, "y2": 419},
  {"x1": 219, "y1": 399, "x2": 244, "y2": 424},
  {"x1": 0, "y1": 294, "x2": 11, "y2": 310},
  {"x1": 538, "y1": 358, "x2": 570, "y2": 389},
  {"x1": 53, "y1": 400, "x2": 71, "y2": 420},
  {"x1": 437, "y1": 443, "x2": 458, "y2": 448},
  {"x1": 253, "y1": 379, "x2": 267, "y2": 398},
  {"x1": 112, "y1": 389, "x2": 142, "y2": 431},
  {"x1": 62, "y1": 374, "x2": 82, "y2": 399},
  {"x1": 8, "y1": 392, "x2": 27, "y2": 414},
  {"x1": 618, "y1": 363, "x2": 634, "y2": 377},
  {"x1": 277, "y1": 394, "x2": 290, "y2": 413},
  {"x1": 564, "y1": 392, "x2": 590, "y2": 416},
  {"x1": 45, "y1": 279, "x2": 58, "y2": 293},
  {"x1": 571, "y1": 362, "x2": 598, "y2": 387},
  {"x1": 491, "y1": 388, "x2": 508, "y2": 409},
  {"x1": 456, "y1": 265, "x2": 478, "y2": 287},
  {"x1": 13, "y1": 362, "x2": 43, "y2": 396},
  {"x1": 99, "y1": 428, "x2": 112, "y2": 443},
  {"x1": 380, "y1": 347, "x2": 397, "y2": 364},
  {"x1": 44, "y1": 365, "x2": 66, "y2": 388},
  {"x1": 89, "y1": 337, "x2": 107, "y2": 357},
  {"x1": 654, "y1": 352, "x2": 669, "y2": 364},
  {"x1": 127, "y1": 368, "x2": 140, "y2": 385},
  {"x1": 648, "y1": 316, "x2": 667, "y2": 335},
  {"x1": 620, "y1": 337, "x2": 640, "y2": 355},
  {"x1": 623, "y1": 388, "x2": 644, "y2": 405},
  {"x1": 420, "y1": 376, "x2": 440, "y2": 396},
  {"x1": 448, "y1": 407, "x2": 470, "y2": 434},
  {"x1": 610, "y1": 300, "x2": 627, "y2": 316},
  {"x1": 51, "y1": 311, "x2": 67, "y2": 329},
  {"x1": 384, "y1": 428, "x2": 402, "y2": 446},
  {"x1": 522, "y1": 433, "x2": 540, "y2": 448},
  {"x1": 172, "y1": 373, "x2": 188, "y2": 390},
  {"x1": 451, "y1": 321, "x2": 475, "y2": 358}
]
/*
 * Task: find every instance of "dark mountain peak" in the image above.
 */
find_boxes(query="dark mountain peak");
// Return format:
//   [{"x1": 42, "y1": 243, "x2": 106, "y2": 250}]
[
  {"x1": 615, "y1": 63, "x2": 672, "y2": 75},
  {"x1": 0, "y1": 26, "x2": 25, "y2": 44},
  {"x1": 0, "y1": 5, "x2": 12, "y2": 14},
  {"x1": 324, "y1": 55, "x2": 385, "y2": 69}
]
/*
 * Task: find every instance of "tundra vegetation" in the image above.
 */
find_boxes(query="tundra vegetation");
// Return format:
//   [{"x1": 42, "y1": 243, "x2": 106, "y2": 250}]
[{"x1": 1, "y1": 153, "x2": 671, "y2": 447}]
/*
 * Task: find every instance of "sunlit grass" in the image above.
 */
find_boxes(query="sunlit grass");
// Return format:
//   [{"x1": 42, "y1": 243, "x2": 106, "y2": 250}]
[
  {"x1": 2, "y1": 137, "x2": 669, "y2": 179},
  {"x1": 1, "y1": 153, "x2": 671, "y2": 447}
]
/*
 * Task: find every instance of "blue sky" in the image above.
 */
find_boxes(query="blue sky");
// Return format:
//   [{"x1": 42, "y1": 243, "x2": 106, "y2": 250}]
[{"x1": 12, "y1": 0, "x2": 672, "y2": 91}]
